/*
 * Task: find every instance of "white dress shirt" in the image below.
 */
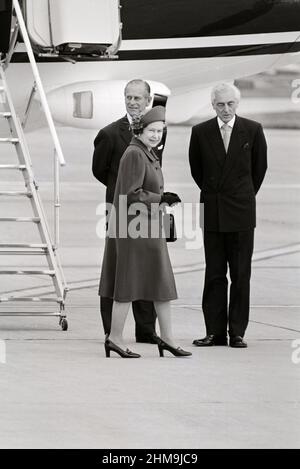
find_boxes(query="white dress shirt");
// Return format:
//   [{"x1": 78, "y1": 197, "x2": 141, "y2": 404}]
[
  {"x1": 218, "y1": 115, "x2": 236, "y2": 152},
  {"x1": 217, "y1": 115, "x2": 236, "y2": 131}
]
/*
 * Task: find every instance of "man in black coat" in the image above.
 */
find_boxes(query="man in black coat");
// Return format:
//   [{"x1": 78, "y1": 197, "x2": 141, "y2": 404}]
[
  {"x1": 189, "y1": 83, "x2": 267, "y2": 348},
  {"x1": 92, "y1": 79, "x2": 165, "y2": 343}
]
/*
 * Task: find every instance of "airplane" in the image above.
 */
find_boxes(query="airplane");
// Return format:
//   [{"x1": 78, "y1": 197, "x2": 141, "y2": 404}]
[{"x1": 1, "y1": 0, "x2": 300, "y2": 129}]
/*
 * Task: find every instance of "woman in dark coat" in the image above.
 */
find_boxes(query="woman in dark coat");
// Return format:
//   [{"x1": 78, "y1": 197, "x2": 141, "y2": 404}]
[{"x1": 99, "y1": 106, "x2": 191, "y2": 358}]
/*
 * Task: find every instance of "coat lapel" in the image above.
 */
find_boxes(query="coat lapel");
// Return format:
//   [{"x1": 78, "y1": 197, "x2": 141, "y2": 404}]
[
  {"x1": 206, "y1": 117, "x2": 227, "y2": 167},
  {"x1": 218, "y1": 115, "x2": 249, "y2": 188},
  {"x1": 129, "y1": 137, "x2": 159, "y2": 163},
  {"x1": 119, "y1": 116, "x2": 133, "y2": 146}
]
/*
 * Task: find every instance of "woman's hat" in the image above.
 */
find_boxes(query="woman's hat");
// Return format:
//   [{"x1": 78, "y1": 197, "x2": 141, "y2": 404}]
[{"x1": 141, "y1": 105, "x2": 166, "y2": 126}]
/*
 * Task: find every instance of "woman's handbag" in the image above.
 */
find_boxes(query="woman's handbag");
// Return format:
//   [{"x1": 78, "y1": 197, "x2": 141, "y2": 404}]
[{"x1": 163, "y1": 212, "x2": 177, "y2": 242}]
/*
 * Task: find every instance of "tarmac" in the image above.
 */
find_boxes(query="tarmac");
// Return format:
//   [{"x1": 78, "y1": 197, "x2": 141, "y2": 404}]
[{"x1": 0, "y1": 125, "x2": 299, "y2": 449}]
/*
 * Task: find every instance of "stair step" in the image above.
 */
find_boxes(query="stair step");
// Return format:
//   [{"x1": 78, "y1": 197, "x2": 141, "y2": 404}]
[
  {"x1": 0, "y1": 112, "x2": 11, "y2": 118},
  {"x1": 0, "y1": 312, "x2": 62, "y2": 317},
  {"x1": 0, "y1": 70, "x2": 67, "y2": 312},
  {"x1": 0, "y1": 138, "x2": 19, "y2": 144},
  {"x1": 0, "y1": 269, "x2": 55, "y2": 275},
  {"x1": 0, "y1": 248, "x2": 48, "y2": 255},
  {"x1": 0, "y1": 164, "x2": 26, "y2": 170},
  {"x1": 0, "y1": 243, "x2": 48, "y2": 249},
  {"x1": 0, "y1": 217, "x2": 40, "y2": 222},
  {"x1": 0, "y1": 296, "x2": 60, "y2": 303},
  {"x1": 0, "y1": 191, "x2": 32, "y2": 197}
]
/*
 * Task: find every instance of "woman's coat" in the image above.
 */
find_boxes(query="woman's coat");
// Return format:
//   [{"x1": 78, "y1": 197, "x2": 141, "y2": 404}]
[{"x1": 99, "y1": 137, "x2": 177, "y2": 302}]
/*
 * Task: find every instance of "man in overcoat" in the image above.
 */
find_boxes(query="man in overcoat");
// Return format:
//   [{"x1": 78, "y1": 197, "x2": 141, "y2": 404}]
[{"x1": 189, "y1": 83, "x2": 267, "y2": 348}]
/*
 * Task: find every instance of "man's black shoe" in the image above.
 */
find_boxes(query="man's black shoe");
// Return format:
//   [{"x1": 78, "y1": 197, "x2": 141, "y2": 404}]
[
  {"x1": 193, "y1": 334, "x2": 228, "y2": 346},
  {"x1": 136, "y1": 334, "x2": 158, "y2": 344},
  {"x1": 229, "y1": 336, "x2": 248, "y2": 348}
]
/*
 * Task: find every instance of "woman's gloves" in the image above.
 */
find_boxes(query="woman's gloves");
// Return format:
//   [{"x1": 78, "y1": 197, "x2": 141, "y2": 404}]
[{"x1": 160, "y1": 192, "x2": 181, "y2": 206}]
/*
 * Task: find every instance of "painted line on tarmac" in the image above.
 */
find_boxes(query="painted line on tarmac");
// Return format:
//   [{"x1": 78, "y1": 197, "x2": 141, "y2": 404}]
[
  {"x1": 49, "y1": 303, "x2": 299, "y2": 309},
  {"x1": 174, "y1": 243, "x2": 300, "y2": 274},
  {"x1": 0, "y1": 243, "x2": 299, "y2": 297},
  {"x1": 11, "y1": 182, "x2": 299, "y2": 189},
  {"x1": 249, "y1": 320, "x2": 300, "y2": 333},
  {"x1": 167, "y1": 183, "x2": 300, "y2": 189},
  {"x1": 253, "y1": 243, "x2": 300, "y2": 261},
  {"x1": 174, "y1": 304, "x2": 300, "y2": 308},
  {"x1": 173, "y1": 306, "x2": 300, "y2": 333}
]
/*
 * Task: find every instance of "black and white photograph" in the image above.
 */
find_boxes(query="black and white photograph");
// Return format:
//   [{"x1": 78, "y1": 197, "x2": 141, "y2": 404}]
[{"x1": 0, "y1": 0, "x2": 299, "y2": 452}]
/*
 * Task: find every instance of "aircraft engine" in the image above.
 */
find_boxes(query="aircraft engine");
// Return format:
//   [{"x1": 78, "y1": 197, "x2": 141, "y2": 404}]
[{"x1": 45, "y1": 80, "x2": 170, "y2": 129}]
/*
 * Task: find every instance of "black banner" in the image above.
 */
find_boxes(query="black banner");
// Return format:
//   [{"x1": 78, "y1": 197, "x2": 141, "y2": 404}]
[{"x1": 0, "y1": 449, "x2": 289, "y2": 465}]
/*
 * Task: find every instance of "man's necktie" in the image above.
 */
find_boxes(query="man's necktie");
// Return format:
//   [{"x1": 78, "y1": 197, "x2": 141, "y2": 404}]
[{"x1": 221, "y1": 123, "x2": 231, "y2": 153}]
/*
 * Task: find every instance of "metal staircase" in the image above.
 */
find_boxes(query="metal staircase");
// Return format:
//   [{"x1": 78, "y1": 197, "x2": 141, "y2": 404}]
[{"x1": 0, "y1": 0, "x2": 68, "y2": 330}]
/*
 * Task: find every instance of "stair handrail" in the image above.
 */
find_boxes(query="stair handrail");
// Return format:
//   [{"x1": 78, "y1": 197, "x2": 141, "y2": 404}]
[{"x1": 10, "y1": 0, "x2": 66, "y2": 166}]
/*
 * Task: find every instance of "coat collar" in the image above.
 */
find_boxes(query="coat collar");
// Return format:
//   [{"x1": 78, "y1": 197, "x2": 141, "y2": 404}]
[{"x1": 129, "y1": 136, "x2": 159, "y2": 163}]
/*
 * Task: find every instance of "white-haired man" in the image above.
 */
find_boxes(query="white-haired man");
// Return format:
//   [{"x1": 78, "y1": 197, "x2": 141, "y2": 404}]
[{"x1": 189, "y1": 83, "x2": 267, "y2": 347}]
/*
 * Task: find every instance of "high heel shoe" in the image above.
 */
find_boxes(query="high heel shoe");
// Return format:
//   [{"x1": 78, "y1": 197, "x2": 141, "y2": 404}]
[
  {"x1": 154, "y1": 337, "x2": 192, "y2": 357},
  {"x1": 104, "y1": 339, "x2": 141, "y2": 358}
]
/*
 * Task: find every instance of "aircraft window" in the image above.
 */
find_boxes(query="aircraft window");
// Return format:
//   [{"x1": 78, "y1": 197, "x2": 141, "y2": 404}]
[
  {"x1": 73, "y1": 91, "x2": 93, "y2": 119},
  {"x1": 121, "y1": 0, "x2": 300, "y2": 39}
]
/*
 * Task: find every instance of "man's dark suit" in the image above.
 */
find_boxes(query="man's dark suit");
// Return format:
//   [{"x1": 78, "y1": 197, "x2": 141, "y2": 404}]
[
  {"x1": 92, "y1": 115, "x2": 165, "y2": 340},
  {"x1": 189, "y1": 115, "x2": 267, "y2": 338}
]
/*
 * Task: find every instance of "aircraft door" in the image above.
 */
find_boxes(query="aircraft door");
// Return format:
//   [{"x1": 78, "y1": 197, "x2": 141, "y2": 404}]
[
  {"x1": 152, "y1": 94, "x2": 168, "y2": 108},
  {"x1": 0, "y1": 0, "x2": 12, "y2": 55},
  {"x1": 23, "y1": 0, "x2": 121, "y2": 58}
]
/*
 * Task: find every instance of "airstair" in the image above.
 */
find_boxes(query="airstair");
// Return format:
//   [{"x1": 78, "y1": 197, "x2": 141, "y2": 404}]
[
  {"x1": 0, "y1": 0, "x2": 122, "y2": 329},
  {"x1": 0, "y1": 0, "x2": 69, "y2": 329}
]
